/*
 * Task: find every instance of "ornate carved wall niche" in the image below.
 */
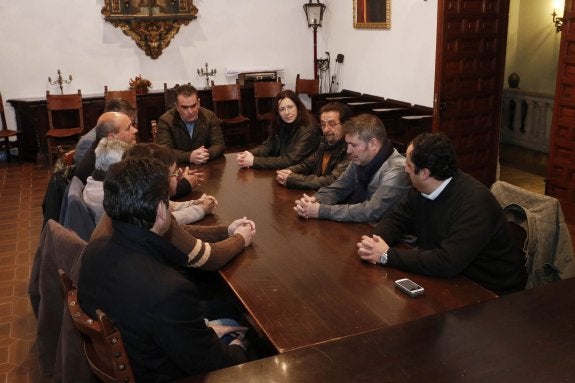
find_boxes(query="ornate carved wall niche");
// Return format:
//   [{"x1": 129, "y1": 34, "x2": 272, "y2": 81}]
[{"x1": 102, "y1": 0, "x2": 198, "y2": 59}]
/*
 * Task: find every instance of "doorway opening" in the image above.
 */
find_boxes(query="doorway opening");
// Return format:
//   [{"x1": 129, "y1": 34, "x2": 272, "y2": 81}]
[{"x1": 498, "y1": 0, "x2": 563, "y2": 194}]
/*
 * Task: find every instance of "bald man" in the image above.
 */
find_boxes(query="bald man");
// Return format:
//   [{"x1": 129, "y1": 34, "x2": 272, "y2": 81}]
[{"x1": 74, "y1": 111, "x2": 138, "y2": 183}]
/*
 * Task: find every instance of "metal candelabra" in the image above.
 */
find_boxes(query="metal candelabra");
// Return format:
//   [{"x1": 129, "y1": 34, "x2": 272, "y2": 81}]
[
  {"x1": 197, "y1": 62, "x2": 216, "y2": 89},
  {"x1": 48, "y1": 69, "x2": 73, "y2": 94}
]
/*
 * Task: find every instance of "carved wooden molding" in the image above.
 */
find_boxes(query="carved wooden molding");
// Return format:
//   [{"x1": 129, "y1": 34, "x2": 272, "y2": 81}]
[{"x1": 102, "y1": 1, "x2": 198, "y2": 59}]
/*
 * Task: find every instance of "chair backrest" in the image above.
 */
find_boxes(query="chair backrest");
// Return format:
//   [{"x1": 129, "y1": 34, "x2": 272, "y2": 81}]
[
  {"x1": 58, "y1": 269, "x2": 135, "y2": 383},
  {"x1": 384, "y1": 98, "x2": 412, "y2": 108},
  {"x1": 46, "y1": 90, "x2": 85, "y2": 133},
  {"x1": 253, "y1": 81, "x2": 283, "y2": 100},
  {"x1": 253, "y1": 81, "x2": 283, "y2": 119},
  {"x1": 508, "y1": 220, "x2": 528, "y2": 257},
  {"x1": 211, "y1": 83, "x2": 241, "y2": 102},
  {"x1": 0, "y1": 92, "x2": 7, "y2": 131},
  {"x1": 295, "y1": 74, "x2": 319, "y2": 97},
  {"x1": 164, "y1": 82, "x2": 192, "y2": 111},
  {"x1": 61, "y1": 149, "x2": 76, "y2": 166},
  {"x1": 164, "y1": 83, "x2": 177, "y2": 110},
  {"x1": 211, "y1": 84, "x2": 244, "y2": 119},
  {"x1": 104, "y1": 86, "x2": 137, "y2": 109}
]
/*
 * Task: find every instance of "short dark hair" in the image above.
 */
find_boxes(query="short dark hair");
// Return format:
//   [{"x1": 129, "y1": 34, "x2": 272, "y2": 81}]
[
  {"x1": 342, "y1": 114, "x2": 387, "y2": 144},
  {"x1": 175, "y1": 84, "x2": 198, "y2": 98},
  {"x1": 320, "y1": 102, "x2": 352, "y2": 124},
  {"x1": 410, "y1": 133, "x2": 458, "y2": 180},
  {"x1": 104, "y1": 98, "x2": 136, "y2": 117},
  {"x1": 103, "y1": 158, "x2": 170, "y2": 229},
  {"x1": 123, "y1": 142, "x2": 176, "y2": 167}
]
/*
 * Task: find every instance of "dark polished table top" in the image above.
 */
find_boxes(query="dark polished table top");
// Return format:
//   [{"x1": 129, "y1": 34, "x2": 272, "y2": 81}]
[
  {"x1": 193, "y1": 154, "x2": 496, "y2": 353},
  {"x1": 181, "y1": 277, "x2": 575, "y2": 383}
]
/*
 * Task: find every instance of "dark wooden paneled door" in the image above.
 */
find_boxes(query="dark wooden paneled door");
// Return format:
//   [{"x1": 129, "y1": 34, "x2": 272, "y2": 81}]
[
  {"x1": 547, "y1": 0, "x2": 575, "y2": 222},
  {"x1": 433, "y1": 0, "x2": 510, "y2": 186}
]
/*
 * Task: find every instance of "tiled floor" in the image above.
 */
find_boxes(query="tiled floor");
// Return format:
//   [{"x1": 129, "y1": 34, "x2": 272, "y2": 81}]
[
  {"x1": 0, "y1": 147, "x2": 563, "y2": 383},
  {"x1": 0, "y1": 160, "x2": 51, "y2": 383}
]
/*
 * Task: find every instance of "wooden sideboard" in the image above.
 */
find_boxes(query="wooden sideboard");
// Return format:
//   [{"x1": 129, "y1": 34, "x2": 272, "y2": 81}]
[{"x1": 7, "y1": 87, "x2": 257, "y2": 162}]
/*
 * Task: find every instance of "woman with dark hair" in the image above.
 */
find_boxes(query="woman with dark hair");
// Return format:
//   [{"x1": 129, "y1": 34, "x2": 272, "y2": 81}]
[{"x1": 236, "y1": 89, "x2": 320, "y2": 169}]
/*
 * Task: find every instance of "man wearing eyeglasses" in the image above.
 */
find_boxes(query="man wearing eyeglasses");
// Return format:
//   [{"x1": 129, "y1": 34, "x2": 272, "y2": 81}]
[
  {"x1": 276, "y1": 102, "x2": 352, "y2": 190},
  {"x1": 294, "y1": 113, "x2": 410, "y2": 224}
]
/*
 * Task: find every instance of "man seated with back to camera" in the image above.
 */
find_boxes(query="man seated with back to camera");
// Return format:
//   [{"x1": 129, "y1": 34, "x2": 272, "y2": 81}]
[
  {"x1": 79, "y1": 158, "x2": 251, "y2": 382},
  {"x1": 155, "y1": 84, "x2": 225, "y2": 165},
  {"x1": 294, "y1": 114, "x2": 410, "y2": 224},
  {"x1": 356, "y1": 132, "x2": 527, "y2": 295},
  {"x1": 276, "y1": 102, "x2": 352, "y2": 189}
]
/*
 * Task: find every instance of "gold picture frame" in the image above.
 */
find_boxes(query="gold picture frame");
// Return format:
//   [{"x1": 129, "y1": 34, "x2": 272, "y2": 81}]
[
  {"x1": 101, "y1": 0, "x2": 198, "y2": 59},
  {"x1": 353, "y1": 0, "x2": 390, "y2": 29}
]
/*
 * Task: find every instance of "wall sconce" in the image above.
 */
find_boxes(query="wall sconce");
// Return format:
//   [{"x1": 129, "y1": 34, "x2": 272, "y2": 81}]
[
  {"x1": 552, "y1": 0, "x2": 565, "y2": 33},
  {"x1": 552, "y1": 9, "x2": 564, "y2": 32},
  {"x1": 303, "y1": 0, "x2": 326, "y2": 80}
]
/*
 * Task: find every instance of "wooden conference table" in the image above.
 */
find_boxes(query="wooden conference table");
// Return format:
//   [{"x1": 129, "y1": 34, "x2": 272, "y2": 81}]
[
  {"x1": 192, "y1": 154, "x2": 496, "y2": 354},
  {"x1": 181, "y1": 275, "x2": 575, "y2": 383}
]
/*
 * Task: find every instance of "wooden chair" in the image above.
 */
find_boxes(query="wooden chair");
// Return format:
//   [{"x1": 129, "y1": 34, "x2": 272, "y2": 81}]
[
  {"x1": 164, "y1": 83, "x2": 177, "y2": 110},
  {"x1": 58, "y1": 269, "x2": 135, "y2": 383},
  {"x1": 46, "y1": 90, "x2": 85, "y2": 169},
  {"x1": 150, "y1": 119, "x2": 158, "y2": 143},
  {"x1": 104, "y1": 86, "x2": 137, "y2": 108},
  {"x1": 253, "y1": 81, "x2": 283, "y2": 143},
  {"x1": 0, "y1": 92, "x2": 22, "y2": 162},
  {"x1": 211, "y1": 84, "x2": 250, "y2": 147},
  {"x1": 295, "y1": 74, "x2": 319, "y2": 98},
  {"x1": 60, "y1": 148, "x2": 75, "y2": 166},
  {"x1": 295, "y1": 74, "x2": 319, "y2": 115},
  {"x1": 163, "y1": 82, "x2": 192, "y2": 111}
]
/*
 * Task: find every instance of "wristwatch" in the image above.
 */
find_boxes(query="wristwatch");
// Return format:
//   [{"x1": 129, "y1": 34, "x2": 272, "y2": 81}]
[{"x1": 378, "y1": 250, "x2": 388, "y2": 265}]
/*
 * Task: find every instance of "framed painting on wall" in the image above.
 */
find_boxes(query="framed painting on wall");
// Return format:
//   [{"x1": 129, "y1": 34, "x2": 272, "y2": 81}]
[{"x1": 353, "y1": 0, "x2": 390, "y2": 29}]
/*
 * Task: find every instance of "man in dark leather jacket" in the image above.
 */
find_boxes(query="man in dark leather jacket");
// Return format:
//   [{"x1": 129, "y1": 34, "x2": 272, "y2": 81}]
[
  {"x1": 156, "y1": 84, "x2": 225, "y2": 164},
  {"x1": 276, "y1": 102, "x2": 352, "y2": 190}
]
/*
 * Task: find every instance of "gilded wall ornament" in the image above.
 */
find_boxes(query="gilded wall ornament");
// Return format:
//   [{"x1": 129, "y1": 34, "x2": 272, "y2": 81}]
[{"x1": 102, "y1": 0, "x2": 198, "y2": 59}]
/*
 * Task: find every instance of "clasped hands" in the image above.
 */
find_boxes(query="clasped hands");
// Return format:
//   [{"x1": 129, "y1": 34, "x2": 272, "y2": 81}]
[
  {"x1": 177, "y1": 166, "x2": 205, "y2": 188},
  {"x1": 228, "y1": 217, "x2": 256, "y2": 247},
  {"x1": 293, "y1": 193, "x2": 320, "y2": 219},
  {"x1": 189, "y1": 146, "x2": 210, "y2": 164},
  {"x1": 357, "y1": 234, "x2": 390, "y2": 264},
  {"x1": 191, "y1": 194, "x2": 218, "y2": 214},
  {"x1": 276, "y1": 169, "x2": 292, "y2": 186},
  {"x1": 236, "y1": 151, "x2": 254, "y2": 168}
]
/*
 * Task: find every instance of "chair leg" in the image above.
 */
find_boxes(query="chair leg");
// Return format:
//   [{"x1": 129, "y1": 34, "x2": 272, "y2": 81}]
[{"x1": 46, "y1": 138, "x2": 54, "y2": 170}]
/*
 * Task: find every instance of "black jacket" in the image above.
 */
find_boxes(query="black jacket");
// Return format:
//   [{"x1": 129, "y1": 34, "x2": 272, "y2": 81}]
[{"x1": 78, "y1": 220, "x2": 247, "y2": 382}]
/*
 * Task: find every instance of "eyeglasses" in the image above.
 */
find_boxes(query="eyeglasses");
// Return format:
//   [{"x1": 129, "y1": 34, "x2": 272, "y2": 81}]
[
  {"x1": 320, "y1": 121, "x2": 341, "y2": 128},
  {"x1": 279, "y1": 104, "x2": 296, "y2": 114}
]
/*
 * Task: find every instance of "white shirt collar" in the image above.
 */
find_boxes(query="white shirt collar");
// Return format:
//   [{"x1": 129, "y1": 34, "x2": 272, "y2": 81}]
[{"x1": 421, "y1": 177, "x2": 452, "y2": 200}]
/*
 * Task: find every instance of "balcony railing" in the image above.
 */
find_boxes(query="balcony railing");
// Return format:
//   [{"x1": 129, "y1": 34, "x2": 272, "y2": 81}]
[{"x1": 501, "y1": 89, "x2": 554, "y2": 153}]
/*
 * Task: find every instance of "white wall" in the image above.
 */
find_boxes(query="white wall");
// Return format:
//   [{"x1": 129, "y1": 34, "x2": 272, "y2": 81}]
[
  {"x1": 0, "y1": 0, "x2": 438, "y2": 129},
  {"x1": 324, "y1": 0, "x2": 437, "y2": 106}
]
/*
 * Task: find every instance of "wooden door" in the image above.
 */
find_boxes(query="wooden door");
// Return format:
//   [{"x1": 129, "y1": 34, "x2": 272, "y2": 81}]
[
  {"x1": 433, "y1": 0, "x2": 510, "y2": 186},
  {"x1": 547, "y1": 0, "x2": 575, "y2": 222}
]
